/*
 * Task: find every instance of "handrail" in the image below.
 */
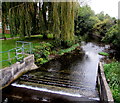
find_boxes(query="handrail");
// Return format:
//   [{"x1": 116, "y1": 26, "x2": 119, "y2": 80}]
[
  {"x1": 97, "y1": 62, "x2": 114, "y2": 103},
  {"x1": 0, "y1": 48, "x2": 17, "y2": 63},
  {"x1": 0, "y1": 41, "x2": 32, "y2": 66}
]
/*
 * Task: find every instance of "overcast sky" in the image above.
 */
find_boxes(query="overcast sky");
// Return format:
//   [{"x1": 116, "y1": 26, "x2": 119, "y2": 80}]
[{"x1": 89, "y1": 0, "x2": 119, "y2": 18}]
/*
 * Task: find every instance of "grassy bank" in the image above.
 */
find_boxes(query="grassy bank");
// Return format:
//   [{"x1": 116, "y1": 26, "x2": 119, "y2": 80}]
[
  {"x1": 104, "y1": 62, "x2": 120, "y2": 103},
  {"x1": 1, "y1": 35, "x2": 44, "y2": 68},
  {"x1": 1, "y1": 34, "x2": 79, "y2": 68}
]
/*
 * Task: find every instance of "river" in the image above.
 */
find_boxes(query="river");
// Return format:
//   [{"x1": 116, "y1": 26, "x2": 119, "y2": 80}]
[{"x1": 2, "y1": 41, "x2": 110, "y2": 103}]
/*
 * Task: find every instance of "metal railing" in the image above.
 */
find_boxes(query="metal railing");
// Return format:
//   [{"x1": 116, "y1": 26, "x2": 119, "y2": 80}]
[
  {"x1": 16, "y1": 41, "x2": 32, "y2": 61},
  {"x1": 0, "y1": 41, "x2": 32, "y2": 67},
  {"x1": 0, "y1": 48, "x2": 16, "y2": 65}
]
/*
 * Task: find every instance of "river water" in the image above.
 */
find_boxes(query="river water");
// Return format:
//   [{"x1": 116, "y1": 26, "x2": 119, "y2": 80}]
[{"x1": 2, "y1": 41, "x2": 110, "y2": 103}]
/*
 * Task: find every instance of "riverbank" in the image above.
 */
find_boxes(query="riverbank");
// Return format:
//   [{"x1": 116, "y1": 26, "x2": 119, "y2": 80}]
[{"x1": 104, "y1": 61, "x2": 120, "y2": 103}]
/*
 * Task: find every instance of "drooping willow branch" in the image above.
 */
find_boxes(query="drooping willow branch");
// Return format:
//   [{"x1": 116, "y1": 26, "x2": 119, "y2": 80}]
[
  {"x1": 9, "y1": 3, "x2": 36, "y2": 38},
  {"x1": 7, "y1": 1, "x2": 77, "y2": 43}
]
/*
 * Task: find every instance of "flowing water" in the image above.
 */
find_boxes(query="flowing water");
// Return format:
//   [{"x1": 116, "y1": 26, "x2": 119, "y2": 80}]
[{"x1": 2, "y1": 41, "x2": 110, "y2": 103}]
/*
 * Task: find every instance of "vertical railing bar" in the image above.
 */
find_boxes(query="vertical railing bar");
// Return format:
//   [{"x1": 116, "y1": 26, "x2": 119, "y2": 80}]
[
  {"x1": 30, "y1": 42, "x2": 32, "y2": 54},
  {"x1": 8, "y1": 50, "x2": 11, "y2": 65}
]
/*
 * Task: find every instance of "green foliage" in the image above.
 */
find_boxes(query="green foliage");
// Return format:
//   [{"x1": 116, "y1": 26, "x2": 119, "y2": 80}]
[
  {"x1": 96, "y1": 11, "x2": 105, "y2": 21},
  {"x1": 62, "y1": 40, "x2": 75, "y2": 47},
  {"x1": 33, "y1": 42, "x2": 53, "y2": 65},
  {"x1": 102, "y1": 24, "x2": 120, "y2": 48},
  {"x1": 8, "y1": 3, "x2": 38, "y2": 38},
  {"x1": 75, "y1": 5, "x2": 117, "y2": 42},
  {"x1": 74, "y1": 5, "x2": 97, "y2": 36},
  {"x1": 104, "y1": 62, "x2": 120, "y2": 103},
  {"x1": 37, "y1": 58, "x2": 48, "y2": 64},
  {"x1": 58, "y1": 43, "x2": 79, "y2": 55},
  {"x1": 3, "y1": 2, "x2": 77, "y2": 43},
  {"x1": 74, "y1": 35, "x2": 81, "y2": 43},
  {"x1": 50, "y1": 39, "x2": 62, "y2": 48},
  {"x1": 47, "y1": 34, "x2": 54, "y2": 39},
  {"x1": 33, "y1": 42, "x2": 79, "y2": 65},
  {"x1": 98, "y1": 52, "x2": 109, "y2": 56},
  {"x1": 93, "y1": 18, "x2": 113, "y2": 36}
]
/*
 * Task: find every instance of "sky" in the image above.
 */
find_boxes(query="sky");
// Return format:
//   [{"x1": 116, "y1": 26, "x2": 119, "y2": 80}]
[{"x1": 89, "y1": 0, "x2": 119, "y2": 18}]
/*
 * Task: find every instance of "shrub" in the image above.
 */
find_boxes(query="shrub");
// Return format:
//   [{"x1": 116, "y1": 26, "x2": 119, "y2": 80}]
[
  {"x1": 33, "y1": 42, "x2": 53, "y2": 65},
  {"x1": 47, "y1": 34, "x2": 54, "y2": 39},
  {"x1": 104, "y1": 62, "x2": 120, "y2": 103}
]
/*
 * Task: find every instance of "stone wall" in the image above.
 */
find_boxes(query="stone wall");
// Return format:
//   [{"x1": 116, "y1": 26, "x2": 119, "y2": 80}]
[
  {"x1": 0, "y1": 55, "x2": 38, "y2": 89},
  {"x1": 97, "y1": 62, "x2": 114, "y2": 103}
]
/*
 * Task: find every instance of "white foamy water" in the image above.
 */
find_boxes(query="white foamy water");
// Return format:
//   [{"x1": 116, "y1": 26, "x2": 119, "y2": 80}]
[{"x1": 11, "y1": 83, "x2": 99, "y2": 101}]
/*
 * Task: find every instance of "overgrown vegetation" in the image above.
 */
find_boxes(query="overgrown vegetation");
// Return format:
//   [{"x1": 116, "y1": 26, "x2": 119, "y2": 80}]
[
  {"x1": 74, "y1": 5, "x2": 117, "y2": 44},
  {"x1": 104, "y1": 62, "x2": 120, "y2": 103},
  {"x1": 33, "y1": 41, "x2": 79, "y2": 66}
]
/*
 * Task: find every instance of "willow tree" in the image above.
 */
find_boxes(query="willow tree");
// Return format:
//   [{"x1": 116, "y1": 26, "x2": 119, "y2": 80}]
[
  {"x1": 2, "y1": 1, "x2": 78, "y2": 43},
  {"x1": 2, "y1": 2, "x2": 24, "y2": 39},
  {"x1": 52, "y1": 2, "x2": 61, "y2": 39},
  {"x1": 50, "y1": 1, "x2": 78, "y2": 45},
  {"x1": 60, "y1": 2, "x2": 75, "y2": 42},
  {"x1": 8, "y1": 2, "x2": 37, "y2": 38}
]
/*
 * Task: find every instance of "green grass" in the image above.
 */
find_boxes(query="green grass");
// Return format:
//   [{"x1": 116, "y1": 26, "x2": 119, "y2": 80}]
[
  {"x1": 104, "y1": 62, "x2": 120, "y2": 103},
  {"x1": 1, "y1": 38, "x2": 19, "y2": 68},
  {"x1": 1, "y1": 35, "x2": 53, "y2": 68},
  {"x1": 0, "y1": 33, "x2": 19, "y2": 38}
]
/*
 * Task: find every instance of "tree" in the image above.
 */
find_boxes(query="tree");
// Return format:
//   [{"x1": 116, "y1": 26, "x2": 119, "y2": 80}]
[
  {"x1": 2, "y1": 1, "x2": 78, "y2": 46},
  {"x1": 74, "y1": 5, "x2": 96, "y2": 36},
  {"x1": 93, "y1": 16, "x2": 116, "y2": 37},
  {"x1": 102, "y1": 24, "x2": 120, "y2": 48}
]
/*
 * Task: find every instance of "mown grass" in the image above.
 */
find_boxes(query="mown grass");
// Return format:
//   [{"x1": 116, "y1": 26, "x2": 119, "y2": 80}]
[
  {"x1": 1, "y1": 38, "x2": 20, "y2": 68},
  {"x1": 0, "y1": 33, "x2": 18, "y2": 38},
  {"x1": 1, "y1": 35, "x2": 54, "y2": 68},
  {"x1": 104, "y1": 61, "x2": 120, "y2": 103}
]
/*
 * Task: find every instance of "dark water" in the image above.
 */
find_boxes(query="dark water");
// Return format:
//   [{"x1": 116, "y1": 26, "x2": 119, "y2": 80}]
[{"x1": 2, "y1": 42, "x2": 110, "y2": 103}]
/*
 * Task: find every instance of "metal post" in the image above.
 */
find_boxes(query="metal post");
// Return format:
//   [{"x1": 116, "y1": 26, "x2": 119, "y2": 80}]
[
  {"x1": 22, "y1": 43, "x2": 24, "y2": 58},
  {"x1": 8, "y1": 51, "x2": 11, "y2": 65},
  {"x1": 30, "y1": 42, "x2": 32, "y2": 54}
]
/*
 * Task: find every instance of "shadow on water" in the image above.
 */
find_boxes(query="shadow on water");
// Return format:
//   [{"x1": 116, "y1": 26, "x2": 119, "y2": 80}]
[{"x1": 2, "y1": 41, "x2": 110, "y2": 103}]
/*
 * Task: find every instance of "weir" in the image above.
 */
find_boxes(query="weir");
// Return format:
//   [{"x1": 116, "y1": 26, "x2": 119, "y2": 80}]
[{"x1": 2, "y1": 42, "x2": 114, "y2": 103}]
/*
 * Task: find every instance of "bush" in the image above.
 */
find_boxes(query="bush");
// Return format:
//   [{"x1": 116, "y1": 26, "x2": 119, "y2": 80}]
[
  {"x1": 33, "y1": 42, "x2": 53, "y2": 65},
  {"x1": 47, "y1": 34, "x2": 54, "y2": 39},
  {"x1": 104, "y1": 62, "x2": 120, "y2": 103},
  {"x1": 102, "y1": 24, "x2": 120, "y2": 48},
  {"x1": 50, "y1": 39, "x2": 63, "y2": 48}
]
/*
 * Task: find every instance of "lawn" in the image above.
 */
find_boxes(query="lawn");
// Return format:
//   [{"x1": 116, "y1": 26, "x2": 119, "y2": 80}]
[
  {"x1": 0, "y1": 35, "x2": 49, "y2": 69},
  {"x1": 0, "y1": 33, "x2": 19, "y2": 38},
  {"x1": 1, "y1": 34, "x2": 77, "y2": 68}
]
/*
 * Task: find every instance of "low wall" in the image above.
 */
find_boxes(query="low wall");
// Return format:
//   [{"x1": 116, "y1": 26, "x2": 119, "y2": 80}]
[
  {"x1": 0, "y1": 55, "x2": 38, "y2": 89},
  {"x1": 97, "y1": 62, "x2": 114, "y2": 103}
]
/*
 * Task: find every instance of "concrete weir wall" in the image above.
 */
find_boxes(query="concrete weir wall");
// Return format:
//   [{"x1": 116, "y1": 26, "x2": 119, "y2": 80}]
[
  {"x1": 0, "y1": 55, "x2": 38, "y2": 89},
  {"x1": 97, "y1": 62, "x2": 114, "y2": 103}
]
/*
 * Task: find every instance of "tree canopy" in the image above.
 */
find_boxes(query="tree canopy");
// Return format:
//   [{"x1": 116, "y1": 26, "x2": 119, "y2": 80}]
[{"x1": 2, "y1": 2, "x2": 79, "y2": 45}]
